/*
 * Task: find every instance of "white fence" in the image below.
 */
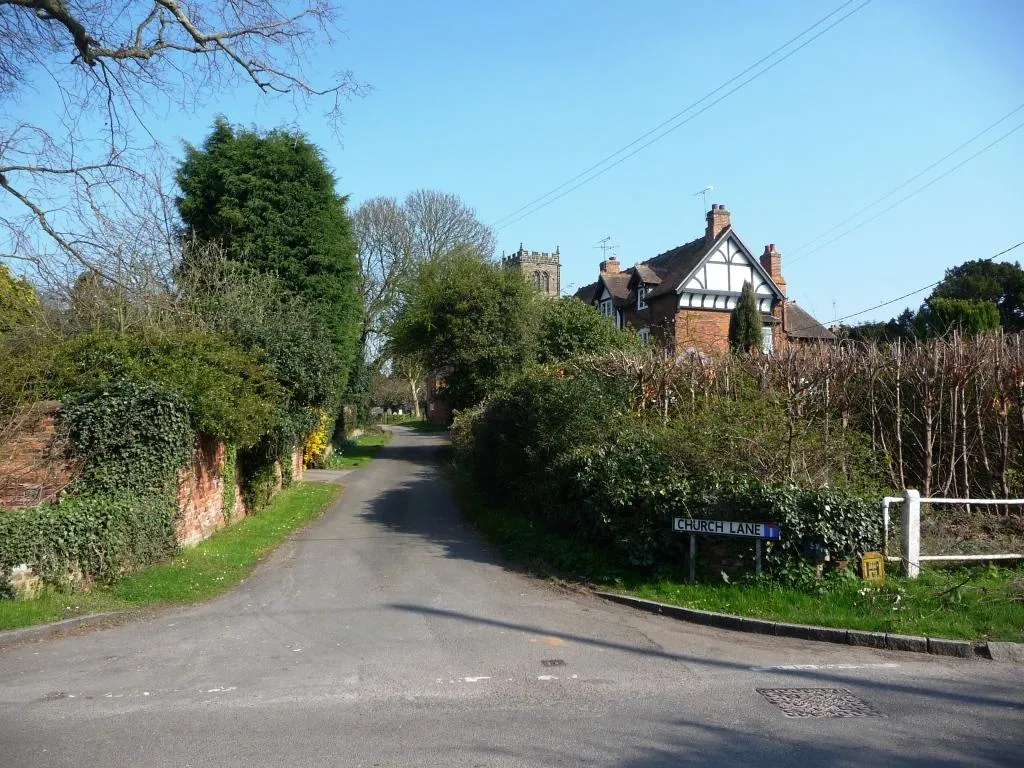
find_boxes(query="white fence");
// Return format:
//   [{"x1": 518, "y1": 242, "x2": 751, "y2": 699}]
[{"x1": 882, "y1": 490, "x2": 1024, "y2": 578}]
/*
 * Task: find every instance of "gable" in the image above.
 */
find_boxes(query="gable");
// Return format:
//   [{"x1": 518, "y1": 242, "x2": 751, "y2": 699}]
[{"x1": 676, "y1": 232, "x2": 783, "y2": 313}]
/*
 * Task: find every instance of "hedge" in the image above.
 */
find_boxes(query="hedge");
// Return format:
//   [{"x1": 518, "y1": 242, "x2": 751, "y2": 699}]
[
  {"x1": 454, "y1": 369, "x2": 882, "y2": 575},
  {"x1": 0, "y1": 492, "x2": 177, "y2": 594}
]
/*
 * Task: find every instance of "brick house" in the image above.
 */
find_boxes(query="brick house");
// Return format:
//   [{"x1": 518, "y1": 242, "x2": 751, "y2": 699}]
[{"x1": 574, "y1": 204, "x2": 834, "y2": 353}]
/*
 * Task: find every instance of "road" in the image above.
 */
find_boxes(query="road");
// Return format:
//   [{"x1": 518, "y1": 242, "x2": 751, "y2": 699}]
[{"x1": 1, "y1": 426, "x2": 1022, "y2": 766}]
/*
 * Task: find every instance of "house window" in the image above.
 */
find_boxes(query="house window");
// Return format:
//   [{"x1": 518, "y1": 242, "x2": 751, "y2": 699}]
[
  {"x1": 639, "y1": 327, "x2": 651, "y2": 344},
  {"x1": 600, "y1": 298, "x2": 613, "y2": 318},
  {"x1": 761, "y1": 325, "x2": 774, "y2": 353},
  {"x1": 638, "y1": 285, "x2": 648, "y2": 310}
]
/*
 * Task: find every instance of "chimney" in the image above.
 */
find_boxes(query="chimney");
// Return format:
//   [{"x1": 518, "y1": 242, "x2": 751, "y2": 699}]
[
  {"x1": 705, "y1": 203, "x2": 731, "y2": 242},
  {"x1": 760, "y1": 243, "x2": 787, "y2": 296},
  {"x1": 600, "y1": 255, "x2": 620, "y2": 275}
]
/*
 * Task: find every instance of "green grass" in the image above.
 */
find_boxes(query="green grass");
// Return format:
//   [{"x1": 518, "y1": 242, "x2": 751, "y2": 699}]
[
  {"x1": 323, "y1": 430, "x2": 392, "y2": 469},
  {"x1": 0, "y1": 482, "x2": 340, "y2": 632},
  {"x1": 454, "y1": 474, "x2": 1024, "y2": 643}
]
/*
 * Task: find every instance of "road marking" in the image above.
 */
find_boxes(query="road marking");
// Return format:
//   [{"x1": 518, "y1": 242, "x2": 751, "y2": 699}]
[
  {"x1": 537, "y1": 675, "x2": 558, "y2": 681},
  {"x1": 750, "y1": 663, "x2": 902, "y2": 672},
  {"x1": 462, "y1": 676, "x2": 490, "y2": 683}
]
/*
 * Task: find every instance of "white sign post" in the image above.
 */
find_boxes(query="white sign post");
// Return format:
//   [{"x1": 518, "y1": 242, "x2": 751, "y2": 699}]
[{"x1": 672, "y1": 518, "x2": 782, "y2": 582}]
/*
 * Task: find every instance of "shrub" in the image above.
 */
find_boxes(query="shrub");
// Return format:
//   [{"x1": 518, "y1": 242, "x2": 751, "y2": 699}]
[
  {"x1": 40, "y1": 330, "x2": 284, "y2": 447},
  {"x1": 456, "y1": 366, "x2": 883, "y2": 575},
  {"x1": 0, "y1": 492, "x2": 178, "y2": 589}
]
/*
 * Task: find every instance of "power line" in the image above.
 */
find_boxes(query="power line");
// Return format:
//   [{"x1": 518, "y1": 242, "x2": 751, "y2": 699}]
[
  {"x1": 490, "y1": 0, "x2": 873, "y2": 232},
  {"x1": 788, "y1": 105, "x2": 1024, "y2": 264},
  {"x1": 788, "y1": 239, "x2": 1024, "y2": 334}
]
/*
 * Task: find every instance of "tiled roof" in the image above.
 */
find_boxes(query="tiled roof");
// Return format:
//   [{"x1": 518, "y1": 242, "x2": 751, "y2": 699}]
[
  {"x1": 573, "y1": 281, "x2": 599, "y2": 304},
  {"x1": 784, "y1": 302, "x2": 836, "y2": 340},
  {"x1": 644, "y1": 235, "x2": 714, "y2": 298},
  {"x1": 603, "y1": 271, "x2": 633, "y2": 304},
  {"x1": 632, "y1": 264, "x2": 662, "y2": 285}
]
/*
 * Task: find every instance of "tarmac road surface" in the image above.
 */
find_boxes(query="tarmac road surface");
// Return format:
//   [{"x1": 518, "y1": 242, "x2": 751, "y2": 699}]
[{"x1": 1, "y1": 426, "x2": 1022, "y2": 766}]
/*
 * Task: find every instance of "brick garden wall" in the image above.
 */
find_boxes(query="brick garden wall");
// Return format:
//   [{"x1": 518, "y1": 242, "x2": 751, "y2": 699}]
[
  {"x1": 1, "y1": 403, "x2": 304, "y2": 548},
  {"x1": 0, "y1": 402, "x2": 78, "y2": 511}
]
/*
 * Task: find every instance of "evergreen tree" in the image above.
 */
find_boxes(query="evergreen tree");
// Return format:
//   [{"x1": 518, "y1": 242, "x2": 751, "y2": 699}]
[
  {"x1": 176, "y1": 119, "x2": 361, "y2": 380},
  {"x1": 916, "y1": 297, "x2": 1000, "y2": 338},
  {"x1": 728, "y1": 281, "x2": 763, "y2": 353}
]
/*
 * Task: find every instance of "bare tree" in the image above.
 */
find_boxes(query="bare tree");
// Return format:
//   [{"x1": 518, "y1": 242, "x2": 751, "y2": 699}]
[
  {"x1": 0, "y1": 1, "x2": 364, "y2": 281},
  {"x1": 354, "y1": 189, "x2": 494, "y2": 365}
]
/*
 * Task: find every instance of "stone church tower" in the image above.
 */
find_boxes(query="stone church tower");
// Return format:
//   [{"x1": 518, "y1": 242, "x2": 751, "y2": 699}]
[{"x1": 502, "y1": 244, "x2": 561, "y2": 298}]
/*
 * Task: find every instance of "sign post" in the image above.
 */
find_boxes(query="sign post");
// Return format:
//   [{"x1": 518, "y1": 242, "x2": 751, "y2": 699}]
[{"x1": 673, "y1": 518, "x2": 781, "y2": 583}]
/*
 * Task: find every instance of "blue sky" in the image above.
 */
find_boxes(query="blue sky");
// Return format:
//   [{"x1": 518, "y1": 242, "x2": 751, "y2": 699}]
[{"x1": 18, "y1": 1, "x2": 1024, "y2": 325}]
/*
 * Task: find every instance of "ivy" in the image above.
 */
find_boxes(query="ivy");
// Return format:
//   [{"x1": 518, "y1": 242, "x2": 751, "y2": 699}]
[
  {"x1": 0, "y1": 492, "x2": 178, "y2": 589},
  {"x1": 62, "y1": 380, "x2": 195, "y2": 495},
  {"x1": 222, "y1": 444, "x2": 238, "y2": 522}
]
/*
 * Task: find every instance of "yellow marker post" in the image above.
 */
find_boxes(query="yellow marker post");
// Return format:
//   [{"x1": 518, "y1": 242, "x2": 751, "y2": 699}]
[{"x1": 860, "y1": 551, "x2": 885, "y2": 583}]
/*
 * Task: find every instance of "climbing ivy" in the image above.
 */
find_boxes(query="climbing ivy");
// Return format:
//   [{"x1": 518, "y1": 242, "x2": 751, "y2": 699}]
[
  {"x1": 221, "y1": 443, "x2": 238, "y2": 522},
  {"x1": 61, "y1": 380, "x2": 195, "y2": 495},
  {"x1": 0, "y1": 492, "x2": 178, "y2": 589}
]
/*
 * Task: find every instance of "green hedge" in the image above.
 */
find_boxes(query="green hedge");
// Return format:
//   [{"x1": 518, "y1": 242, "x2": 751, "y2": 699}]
[
  {"x1": 454, "y1": 369, "x2": 882, "y2": 576},
  {"x1": 0, "y1": 493, "x2": 178, "y2": 593}
]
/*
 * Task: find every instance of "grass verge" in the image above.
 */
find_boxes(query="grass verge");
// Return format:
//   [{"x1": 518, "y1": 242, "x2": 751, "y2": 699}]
[
  {"x1": 455, "y1": 475, "x2": 1024, "y2": 643},
  {"x1": 0, "y1": 482, "x2": 340, "y2": 633},
  {"x1": 324, "y1": 430, "x2": 393, "y2": 470}
]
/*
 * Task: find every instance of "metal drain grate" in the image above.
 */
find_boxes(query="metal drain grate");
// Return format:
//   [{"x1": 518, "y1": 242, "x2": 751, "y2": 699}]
[
  {"x1": 757, "y1": 688, "x2": 884, "y2": 718},
  {"x1": 541, "y1": 659, "x2": 566, "y2": 667}
]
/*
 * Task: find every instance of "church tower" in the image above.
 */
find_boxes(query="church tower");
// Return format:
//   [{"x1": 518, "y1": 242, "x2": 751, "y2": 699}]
[{"x1": 502, "y1": 244, "x2": 561, "y2": 298}]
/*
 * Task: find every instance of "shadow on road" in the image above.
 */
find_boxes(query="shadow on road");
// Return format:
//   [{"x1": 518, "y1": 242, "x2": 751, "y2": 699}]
[{"x1": 388, "y1": 602, "x2": 1024, "y2": 714}]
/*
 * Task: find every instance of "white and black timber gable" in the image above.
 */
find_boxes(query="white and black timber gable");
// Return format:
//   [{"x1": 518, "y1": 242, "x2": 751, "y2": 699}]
[{"x1": 675, "y1": 229, "x2": 784, "y2": 313}]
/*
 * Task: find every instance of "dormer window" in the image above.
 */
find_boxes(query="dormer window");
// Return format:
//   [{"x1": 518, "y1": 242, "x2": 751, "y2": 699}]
[{"x1": 637, "y1": 285, "x2": 648, "y2": 310}]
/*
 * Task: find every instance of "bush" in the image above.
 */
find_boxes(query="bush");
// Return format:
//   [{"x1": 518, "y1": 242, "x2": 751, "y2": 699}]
[
  {"x1": 30, "y1": 329, "x2": 284, "y2": 447},
  {"x1": 455, "y1": 366, "x2": 882, "y2": 575},
  {"x1": 0, "y1": 492, "x2": 178, "y2": 589}
]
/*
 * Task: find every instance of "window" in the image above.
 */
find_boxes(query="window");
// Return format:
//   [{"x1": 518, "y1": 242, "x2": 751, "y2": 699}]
[
  {"x1": 639, "y1": 327, "x2": 651, "y2": 344},
  {"x1": 542, "y1": 272, "x2": 550, "y2": 293},
  {"x1": 599, "y1": 298, "x2": 613, "y2": 317},
  {"x1": 532, "y1": 271, "x2": 542, "y2": 289},
  {"x1": 637, "y1": 285, "x2": 648, "y2": 310},
  {"x1": 761, "y1": 325, "x2": 774, "y2": 353}
]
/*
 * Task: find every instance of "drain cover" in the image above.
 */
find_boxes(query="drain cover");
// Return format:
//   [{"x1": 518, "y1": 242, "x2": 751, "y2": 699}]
[
  {"x1": 757, "y1": 688, "x2": 884, "y2": 718},
  {"x1": 541, "y1": 659, "x2": 566, "y2": 667}
]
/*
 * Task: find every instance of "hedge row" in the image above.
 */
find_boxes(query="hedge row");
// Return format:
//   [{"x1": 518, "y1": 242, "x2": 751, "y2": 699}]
[
  {"x1": 453, "y1": 369, "x2": 882, "y2": 575},
  {"x1": 0, "y1": 492, "x2": 177, "y2": 595}
]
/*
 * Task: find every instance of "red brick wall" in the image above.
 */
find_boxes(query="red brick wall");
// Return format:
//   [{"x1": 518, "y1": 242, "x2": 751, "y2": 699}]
[
  {"x1": 672, "y1": 308, "x2": 732, "y2": 354},
  {"x1": 175, "y1": 435, "x2": 245, "y2": 547},
  {"x1": 0, "y1": 402, "x2": 78, "y2": 511}
]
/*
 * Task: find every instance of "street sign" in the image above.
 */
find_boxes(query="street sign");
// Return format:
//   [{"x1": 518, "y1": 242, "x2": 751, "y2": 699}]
[{"x1": 673, "y1": 518, "x2": 781, "y2": 540}]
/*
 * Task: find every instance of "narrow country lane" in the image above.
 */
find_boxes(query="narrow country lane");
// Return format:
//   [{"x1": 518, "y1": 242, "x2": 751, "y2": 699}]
[{"x1": 1, "y1": 426, "x2": 1022, "y2": 767}]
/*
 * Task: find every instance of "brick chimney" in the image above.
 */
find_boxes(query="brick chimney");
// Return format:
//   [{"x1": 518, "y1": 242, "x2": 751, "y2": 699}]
[
  {"x1": 760, "y1": 243, "x2": 787, "y2": 296},
  {"x1": 600, "y1": 255, "x2": 620, "y2": 275},
  {"x1": 705, "y1": 203, "x2": 731, "y2": 243}
]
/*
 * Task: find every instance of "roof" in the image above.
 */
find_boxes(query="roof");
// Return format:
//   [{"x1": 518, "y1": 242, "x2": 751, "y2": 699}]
[
  {"x1": 784, "y1": 302, "x2": 836, "y2": 340},
  {"x1": 644, "y1": 236, "x2": 713, "y2": 298},
  {"x1": 602, "y1": 271, "x2": 632, "y2": 305},
  {"x1": 632, "y1": 264, "x2": 662, "y2": 285},
  {"x1": 573, "y1": 281, "x2": 599, "y2": 304}
]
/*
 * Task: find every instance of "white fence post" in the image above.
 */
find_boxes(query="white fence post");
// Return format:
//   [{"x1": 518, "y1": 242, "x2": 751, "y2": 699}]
[{"x1": 902, "y1": 489, "x2": 921, "y2": 578}]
